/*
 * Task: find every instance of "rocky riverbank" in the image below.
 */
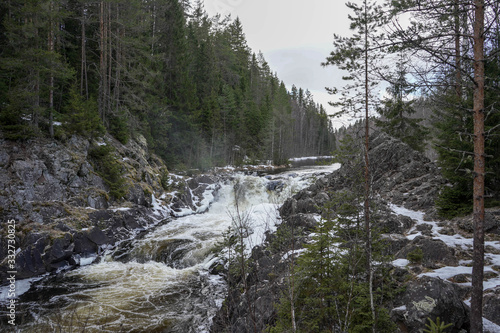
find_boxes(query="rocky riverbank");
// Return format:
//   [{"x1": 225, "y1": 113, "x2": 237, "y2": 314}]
[
  {"x1": 210, "y1": 132, "x2": 500, "y2": 333},
  {"x1": 0, "y1": 134, "x2": 218, "y2": 282}
]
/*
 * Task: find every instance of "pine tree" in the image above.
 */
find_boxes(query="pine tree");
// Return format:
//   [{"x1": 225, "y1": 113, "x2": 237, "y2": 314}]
[
  {"x1": 388, "y1": 1, "x2": 500, "y2": 330},
  {"x1": 376, "y1": 56, "x2": 428, "y2": 151},
  {"x1": 0, "y1": 0, "x2": 73, "y2": 139},
  {"x1": 323, "y1": 1, "x2": 388, "y2": 329}
]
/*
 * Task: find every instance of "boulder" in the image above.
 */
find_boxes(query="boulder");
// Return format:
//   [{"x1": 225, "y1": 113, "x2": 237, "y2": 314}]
[
  {"x1": 457, "y1": 210, "x2": 500, "y2": 235},
  {"x1": 396, "y1": 236, "x2": 459, "y2": 268},
  {"x1": 15, "y1": 233, "x2": 50, "y2": 279},
  {"x1": 483, "y1": 287, "x2": 500, "y2": 326},
  {"x1": 391, "y1": 276, "x2": 469, "y2": 332}
]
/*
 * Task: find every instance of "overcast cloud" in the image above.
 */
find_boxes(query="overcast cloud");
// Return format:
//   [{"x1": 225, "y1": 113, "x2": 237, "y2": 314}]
[{"x1": 203, "y1": 0, "x2": 356, "y2": 128}]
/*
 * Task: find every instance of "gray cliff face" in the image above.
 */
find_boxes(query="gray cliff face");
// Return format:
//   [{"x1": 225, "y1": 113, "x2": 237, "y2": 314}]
[
  {"x1": 211, "y1": 132, "x2": 500, "y2": 333},
  {"x1": 0, "y1": 134, "x2": 217, "y2": 281}
]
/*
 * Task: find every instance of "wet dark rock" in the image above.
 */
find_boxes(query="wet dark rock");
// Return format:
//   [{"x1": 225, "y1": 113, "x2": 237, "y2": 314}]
[
  {"x1": 188, "y1": 178, "x2": 200, "y2": 190},
  {"x1": 279, "y1": 198, "x2": 297, "y2": 217},
  {"x1": 296, "y1": 197, "x2": 318, "y2": 214},
  {"x1": 457, "y1": 210, "x2": 500, "y2": 235},
  {"x1": 197, "y1": 175, "x2": 216, "y2": 184},
  {"x1": 126, "y1": 183, "x2": 148, "y2": 206},
  {"x1": 266, "y1": 180, "x2": 283, "y2": 192},
  {"x1": 86, "y1": 226, "x2": 109, "y2": 245},
  {"x1": 391, "y1": 276, "x2": 470, "y2": 333},
  {"x1": 483, "y1": 287, "x2": 500, "y2": 326},
  {"x1": 381, "y1": 233, "x2": 410, "y2": 255},
  {"x1": 73, "y1": 231, "x2": 99, "y2": 255},
  {"x1": 15, "y1": 234, "x2": 50, "y2": 279},
  {"x1": 285, "y1": 213, "x2": 318, "y2": 231},
  {"x1": 43, "y1": 233, "x2": 73, "y2": 265},
  {"x1": 396, "y1": 236, "x2": 459, "y2": 268},
  {"x1": 0, "y1": 133, "x2": 191, "y2": 281}
]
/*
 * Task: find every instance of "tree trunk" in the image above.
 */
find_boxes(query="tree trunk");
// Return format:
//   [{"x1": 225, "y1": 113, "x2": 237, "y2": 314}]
[
  {"x1": 454, "y1": 0, "x2": 462, "y2": 99},
  {"x1": 107, "y1": 3, "x2": 112, "y2": 117},
  {"x1": 471, "y1": 0, "x2": 485, "y2": 332},
  {"x1": 99, "y1": 0, "x2": 106, "y2": 120},
  {"x1": 48, "y1": 0, "x2": 55, "y2": 138},
  {"x1": 363, "y1": 2, "x2": 375, "y2": 331},
  {"x1": 81, "y1": 4, "x2": 88, "y2": 98}
]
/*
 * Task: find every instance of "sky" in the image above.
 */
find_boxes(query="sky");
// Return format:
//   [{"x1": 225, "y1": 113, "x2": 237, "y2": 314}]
[{"x1": 202, "y1": 0, "x2": 356, "y2": 129}]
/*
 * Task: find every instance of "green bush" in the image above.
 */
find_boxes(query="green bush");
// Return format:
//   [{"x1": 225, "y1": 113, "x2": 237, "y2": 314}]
[
  {"x1": 64, "y1": 86, "x2": 105, "y2": 138},
  {"x1": 109, "y1": 112, "x2": 129, "y2": 144},
  {"x1": 89, "y1": 144, "x2": 127, "y2": 199},
  {"x1": 436, "y1": 184, "x2": 472, "y2": 219},
  {"x1": 423, "y1": 317, "x2": 453, "y2": 333},
  {"x1": 407, "y1": 247, "x2": 424, "y2": 265},
  {"x1": 160, "y1": 171, "x2": 171, "y2": 191}
]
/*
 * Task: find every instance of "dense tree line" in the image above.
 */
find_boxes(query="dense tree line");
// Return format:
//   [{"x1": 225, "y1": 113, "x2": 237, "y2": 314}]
[{"x1": 0, "y1": 0, "x2": 335, "y2": 169}]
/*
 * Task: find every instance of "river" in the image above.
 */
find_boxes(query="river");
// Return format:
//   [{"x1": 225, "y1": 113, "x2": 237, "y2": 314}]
[{"x1": 5, "y1": 162, "x2": 340, "y2": 332}]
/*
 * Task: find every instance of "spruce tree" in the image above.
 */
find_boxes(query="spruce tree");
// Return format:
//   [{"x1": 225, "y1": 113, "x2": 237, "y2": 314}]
[{"x1": 375, "y1": 56, "x2": 428, "y2": 152}]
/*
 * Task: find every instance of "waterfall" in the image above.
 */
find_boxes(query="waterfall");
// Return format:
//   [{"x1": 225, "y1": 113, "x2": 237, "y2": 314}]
[{"x1": 9, "y1": 163, "x2": 339, "y2": 332}]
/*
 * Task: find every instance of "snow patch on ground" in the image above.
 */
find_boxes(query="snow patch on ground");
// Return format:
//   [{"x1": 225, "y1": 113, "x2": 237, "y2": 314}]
[{"x1": 389, "y1": 204, "x2": 500, "y2": 326}]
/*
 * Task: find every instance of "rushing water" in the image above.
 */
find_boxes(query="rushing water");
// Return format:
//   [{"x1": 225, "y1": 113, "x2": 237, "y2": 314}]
[{"x1": 5, "y1": 163, "x2": 339, "y2": 333}]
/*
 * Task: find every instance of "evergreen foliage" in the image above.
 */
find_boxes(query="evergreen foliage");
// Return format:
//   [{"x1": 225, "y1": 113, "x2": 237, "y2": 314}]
[
  {"x1": 423, "y1": 317, "x2": 453, "y2": 333},
  {"x1": 384, "y1": 0, "x2": 500, "y2": 219},
  {"x1": 432, "y1": 57, "x2": 500, "y2": 218},
  {"x1": 0, "y1": 0, "x2": 335, "y2": 169},
  {"x1": 375, "y1": 57, "x2": 428, "y2": 152},
  {"x1": 88, "y1": 144, "x2": 127, "y2": 199},
  {"x1": 64, "y1": 85, "x2": 104, "y2": 138},
  {"x1": 271, "y1": 188, "x2": 396, "y2": 333}
]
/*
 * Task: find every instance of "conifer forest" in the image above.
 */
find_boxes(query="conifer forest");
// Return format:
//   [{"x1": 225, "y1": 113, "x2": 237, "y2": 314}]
[
  {"x1": 1, "y1": 1, "x2": 500, "y2": 333},
  {"x1": 0, "y1": 0, "x2": 335, "y2": 169}
]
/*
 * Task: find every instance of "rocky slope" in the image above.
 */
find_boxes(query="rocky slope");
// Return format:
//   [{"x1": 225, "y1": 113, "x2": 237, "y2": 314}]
[
  {"x1": 0, "y1": 133, "x2": 217, "y2": 281},
  {"x1": 210, "y1": 132, "x2": 500, "y2": 333}
]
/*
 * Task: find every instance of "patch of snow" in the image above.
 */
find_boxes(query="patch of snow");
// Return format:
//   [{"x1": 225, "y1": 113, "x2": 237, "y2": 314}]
[
  {"x1": 289, "y1": 156, "x2": 334, "y2": 162},
  {"x1": 282, "y1": 248, "x2": 307, "y2": 260},
  {"x1": 393, "y1": 259, "x2": 410, "y2": 268},
  {"x1": 79, "y1": 256, "x2": 97, "y2": 266},
  {"x1": 53, "y1": 121, "x2": 62, "y2": 126},
  {"x1": 407, "y1": 232, "x2": 422, "y2": 240},
  {"x1": 97, "y1": 141, "x2": 106, "y2": 146},
  {"x1": 0, "y1": 275, "x2": 47, "y2": 302},
  {"x1": 390, "y1": 203, "x2": 500, "y2": 296},
  {"x1": 111, "y1": 207, "x2": 131, "y2": 212},
  {"x1": 483, "y1": 317, "x2": 500, "y2": 333}
]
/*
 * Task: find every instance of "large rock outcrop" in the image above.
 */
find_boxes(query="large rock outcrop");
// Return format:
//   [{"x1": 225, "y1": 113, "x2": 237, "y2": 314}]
[{"x1": 0, "y1": 133, "x2": 218, "y2": 281}]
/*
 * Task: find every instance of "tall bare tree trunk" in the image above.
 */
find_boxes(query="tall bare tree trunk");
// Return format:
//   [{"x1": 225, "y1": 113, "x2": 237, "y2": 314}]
[
  {"x1": 471, "y1": 0, "x2": 485, "y2": 332},
  {"x1": 115, "y1": 3, "x2": 121, "y2": 115},
  {"x1": 107, "y1": 3, "x2": 112, "y2": 117},
  {"x1": 81, "y1": 4, "x2": 88, "y2": 99},
  {"x1": 363, "y1": 2, "x2": 375, "y2": 331},
  {"x1": 99, "y1": 0, "x2": 106, "y2": 121},
  {"x1": 454, "y1": 0, "x2": 462, "y2": 99},
  {"x1": 48, "y1": 0, "x2": 55, "y2": 138}
]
